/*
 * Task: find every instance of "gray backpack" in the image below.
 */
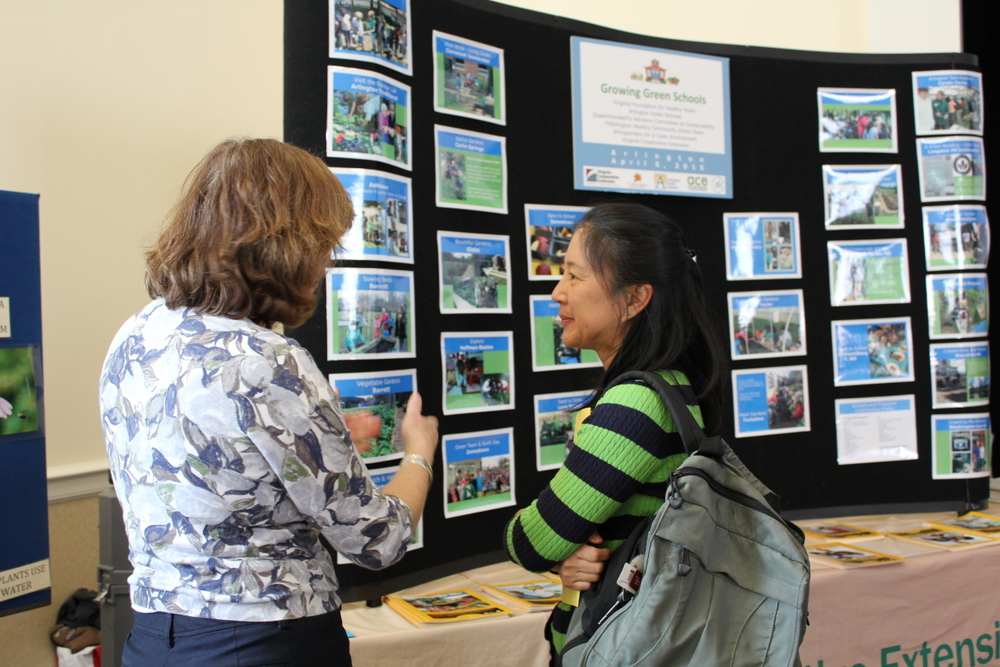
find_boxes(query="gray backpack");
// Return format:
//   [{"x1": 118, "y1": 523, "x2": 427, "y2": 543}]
[{"x1": 557, "y1": 371, "x2": 810, "y2": 667}]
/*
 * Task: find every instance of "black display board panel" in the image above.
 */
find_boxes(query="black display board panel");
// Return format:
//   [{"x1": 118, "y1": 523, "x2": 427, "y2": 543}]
[{"x1": 286, "y1": 0, "x2": 989, "y2": 600}]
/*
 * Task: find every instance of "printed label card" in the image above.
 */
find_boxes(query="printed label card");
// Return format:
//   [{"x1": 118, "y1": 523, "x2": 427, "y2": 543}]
[
  {"x1": 533, "y1": 391, "x2": 592, "y2": 471},
  {"x1": 818, "y1": 88, "x2": 898, "y2": 153},
  {"x1": 831, "y1": 317, "x2": 914, "y2": 386},
  {"x1": 437, "y1": 231, "x2": 511, "y2": 314},
  {"x1": 330, "y1": 168, "x2": 413, "y2": 263},
  {"x1": 328, "y1": 369, "x2": 416, "y2": 463},
  {"x1": 724, "y1": 213, "x2": 801, "y2": 280},
  {"x1": 441, "y1": 332, "x2": 514, "y2": 415},
  {"x1": 326, "y1": 268, "x2": 414, "y2": 360},
  {"x1": 432, "y1": 31, "x2": 506, "y2": 125},
  {"x1": 327, "y1": 67, "x2": 411, "y2": 169},
  {"x1": 828, "y1": 239, "x2": 911, "y2": 306},
  {"x1": 916, "y1": 136, "x2": 986, "y2": 202},
  {"x1": 434, "y1": 125, "x2": 507, "y2": 213},
  {"x1": 911, "y1": 70, "x2": 983, "y2": 136},
  {"x1": 443, "y1": 428, "x2": 515, "y2": 518},
  {"x1": 728, "y1": 290, "x2": 806, "y2": 360},
  {"x1": 731, "y1": 365, "x2": 809, "y2": 438},
  {"x1": 525, "y1": 204, "x2": 588, "y2": 280},
  {"x1": 931, "y1": 413, "x2": 991, "y2": 479},
  {"x1": 822, "y1": 165, "x2": 903, "y2": 229},
  {"x1": 922, "y1": 205, "x2": 989, "y2": 271},
  {"x1": 835, "y1": 395, "x2": 918, "y2": 464},
  {"x1": 926, "y1": 273, "x2": 989, "y2": 339},
  {"x1": 930, "y1": 342, "x2": 990, "y2": 409},
  {"x1": 528, "y1": 295, "x2": 602, "y2": 371}
]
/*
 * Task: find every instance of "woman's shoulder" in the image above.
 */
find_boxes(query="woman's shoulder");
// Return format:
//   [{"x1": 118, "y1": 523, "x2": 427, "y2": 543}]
[{"x1": 597, "y1": 370, "x2": 693, "y2": 406}]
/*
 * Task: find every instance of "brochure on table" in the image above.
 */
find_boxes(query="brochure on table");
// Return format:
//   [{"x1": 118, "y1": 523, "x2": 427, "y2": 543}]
[{"x1": 570, "y1": 36, "x2": 732, "y2": 198}]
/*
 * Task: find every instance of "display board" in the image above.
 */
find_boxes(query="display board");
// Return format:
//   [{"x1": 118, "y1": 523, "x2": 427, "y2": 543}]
[
  {"x1": 286, "y1": 0, "x2": 990, "y2": 599},
  {"x1": 0, "y1": 190, "x2": 50, "y2": 617}
]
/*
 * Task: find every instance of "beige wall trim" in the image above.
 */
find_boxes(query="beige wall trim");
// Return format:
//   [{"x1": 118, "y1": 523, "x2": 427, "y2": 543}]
[{"x1": 47, "y1": 460, "x2": 111, "y2": 503}]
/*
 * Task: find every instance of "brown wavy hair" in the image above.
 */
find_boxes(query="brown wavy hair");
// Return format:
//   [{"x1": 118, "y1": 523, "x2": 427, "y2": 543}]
[{"x1": 145, "y1": 138, "x2": 353, "y2": 328}]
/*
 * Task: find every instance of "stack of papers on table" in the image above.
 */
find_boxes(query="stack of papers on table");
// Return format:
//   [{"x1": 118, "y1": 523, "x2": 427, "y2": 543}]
[
  {"x1": 383, "y1": 589, "x2": 514, "y2": 627},
  {"x1": 806, "y1": 542, "x2": 903, "y2": 569},
  {"x1": 480, "y1": 578, "x2": 562, "y2": 612}
]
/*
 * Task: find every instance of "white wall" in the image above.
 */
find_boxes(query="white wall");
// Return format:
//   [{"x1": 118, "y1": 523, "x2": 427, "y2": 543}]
[{"x1": 0, "y1": 0, "x2": 961, "y2": 489}]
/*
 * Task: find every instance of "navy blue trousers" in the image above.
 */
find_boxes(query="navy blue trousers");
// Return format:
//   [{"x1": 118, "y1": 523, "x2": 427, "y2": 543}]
[{"x1": 122, "y1": 609, "x2": 352, "y2": 667}]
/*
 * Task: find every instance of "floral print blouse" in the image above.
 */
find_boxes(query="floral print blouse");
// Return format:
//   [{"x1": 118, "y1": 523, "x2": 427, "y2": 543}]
[{"x1": 99, "y1": 299, "x2": 412, "y2": 621}]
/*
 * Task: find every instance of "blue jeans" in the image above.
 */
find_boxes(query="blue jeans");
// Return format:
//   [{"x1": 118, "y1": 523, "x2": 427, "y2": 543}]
[{"x1": 123, "y1": 609, "x2": 352, "y2": 666}]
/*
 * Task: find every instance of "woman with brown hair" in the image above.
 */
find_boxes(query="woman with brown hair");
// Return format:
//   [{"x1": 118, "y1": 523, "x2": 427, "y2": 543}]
[{"x1": 100, "y1": 138, "x2": 438, "y2": 666}]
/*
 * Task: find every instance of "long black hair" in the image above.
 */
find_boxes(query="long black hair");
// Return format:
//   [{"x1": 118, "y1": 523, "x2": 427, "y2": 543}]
[{"x1": 576, "y1": 201, "x2": 728, "y2": 434}]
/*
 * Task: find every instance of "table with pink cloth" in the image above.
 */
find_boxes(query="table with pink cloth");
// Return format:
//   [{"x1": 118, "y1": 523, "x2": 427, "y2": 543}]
[{"x1": 342, "y1": 502, "x2": 1000, "y2": 667}]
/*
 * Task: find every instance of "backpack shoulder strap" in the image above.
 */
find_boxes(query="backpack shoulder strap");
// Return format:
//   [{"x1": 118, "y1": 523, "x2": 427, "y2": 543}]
[{"x1": 607, "y1": 370, "x2": 723, "y2": 458}]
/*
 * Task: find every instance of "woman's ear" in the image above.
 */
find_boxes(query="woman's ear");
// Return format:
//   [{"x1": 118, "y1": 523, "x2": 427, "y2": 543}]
[{"x1": 626, "y1": 283, "x2": 653, "y2": 317}]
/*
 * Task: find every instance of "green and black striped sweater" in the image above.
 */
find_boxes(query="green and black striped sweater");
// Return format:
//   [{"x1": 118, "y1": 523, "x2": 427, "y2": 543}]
[{"x1": 503, "y1": 370, "x2": 701, "y2": 652}]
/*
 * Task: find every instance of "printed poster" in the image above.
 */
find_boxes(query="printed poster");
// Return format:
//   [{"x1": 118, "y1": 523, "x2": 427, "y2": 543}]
[
  {"x1": 822, "y1": 165, "x2": 903, "y2": 229},
  {"x1": 911, "y1": 70, "x2": 983, "y2": 136},
  {"x1": 327, "y1": 67, "x2": 411, "y2": 170},
  {"x1": 835, "y1": 395, "x2": 919, "y2": 465},
  {"x1": 328, "y1": 369, "x2": 415, "y2": 463},
  {"x1": 916, "y1": 136, "x2": 986, "y2": 202},
  {"x1": 441, "y1": 332, "x2": 514, "y2": 416},
  {"x1": 818, "y1": 88, "x2": 898, "y2": 153},
  {"x1": 930, "y1": 342, "x2": 990, "y2": 409},
  {"x1": 0, "y1": 346, "x2": 39, "y2": 437},
  {"x1": 335, "y1": 464, "x2": 423, "y2": 564},
  {"x1": 432, "y1": 31, "x2": 505, "y2": 125},
  {"x1": 437, "y1": 231, "x2": 511, "y2": 314},
  {"x1": 922, "y1": 205, "x2": 990, "y2": 270},
  {"x1": 831, "y1": 317, "x2": 914, "y2": 386},
  {"x1": 731, "y1": 365, "x2": 809, "y2": 438},
  {"x1": 931, "y1": 413, "x2": 991, "y2": 479},
  {"x1": 529, "y1": 295, "x2": 602, "y2": 371},
  {"x1": 525, "y1": 204, "x2": 588, "y2": 280},
  {"x1": 828, "y1": 239, "x2": 911, "y2": 306},
  {"x1": 728, "y1": 290, "x2": 806, "y2": 360},
  {"x1": 724, "y1": 213, "x2": 801, "y2": 280},
  {"x1": 434, "y1": 125, "x2": 507, "y2": 213},
  {"x1": 330, "y1": 168, "x2": 412, "y2": 263},
  {"x1": 326, "y1": 268, "x2": 414, "y2": 360},
  {"x1": 570, "y1": 36, "x2": 732, "y2": 198},
  {"x1": 926, "y1": 273, "x2": 989, "y2": 339},
  {"x1": 443, "y1": 428, "x2": 515, "y2": 518},
  {"x1": 534, "y1": 391, "x2": 591, "y2": 471},
  {"x1": 329, "y1": 0, "x2": 412, "y2": 76}
]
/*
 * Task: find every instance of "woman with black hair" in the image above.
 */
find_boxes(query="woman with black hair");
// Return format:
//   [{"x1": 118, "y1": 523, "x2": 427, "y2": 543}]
[{"x1": 503, "y1": 201, "x2": 727, "y2": 655}]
